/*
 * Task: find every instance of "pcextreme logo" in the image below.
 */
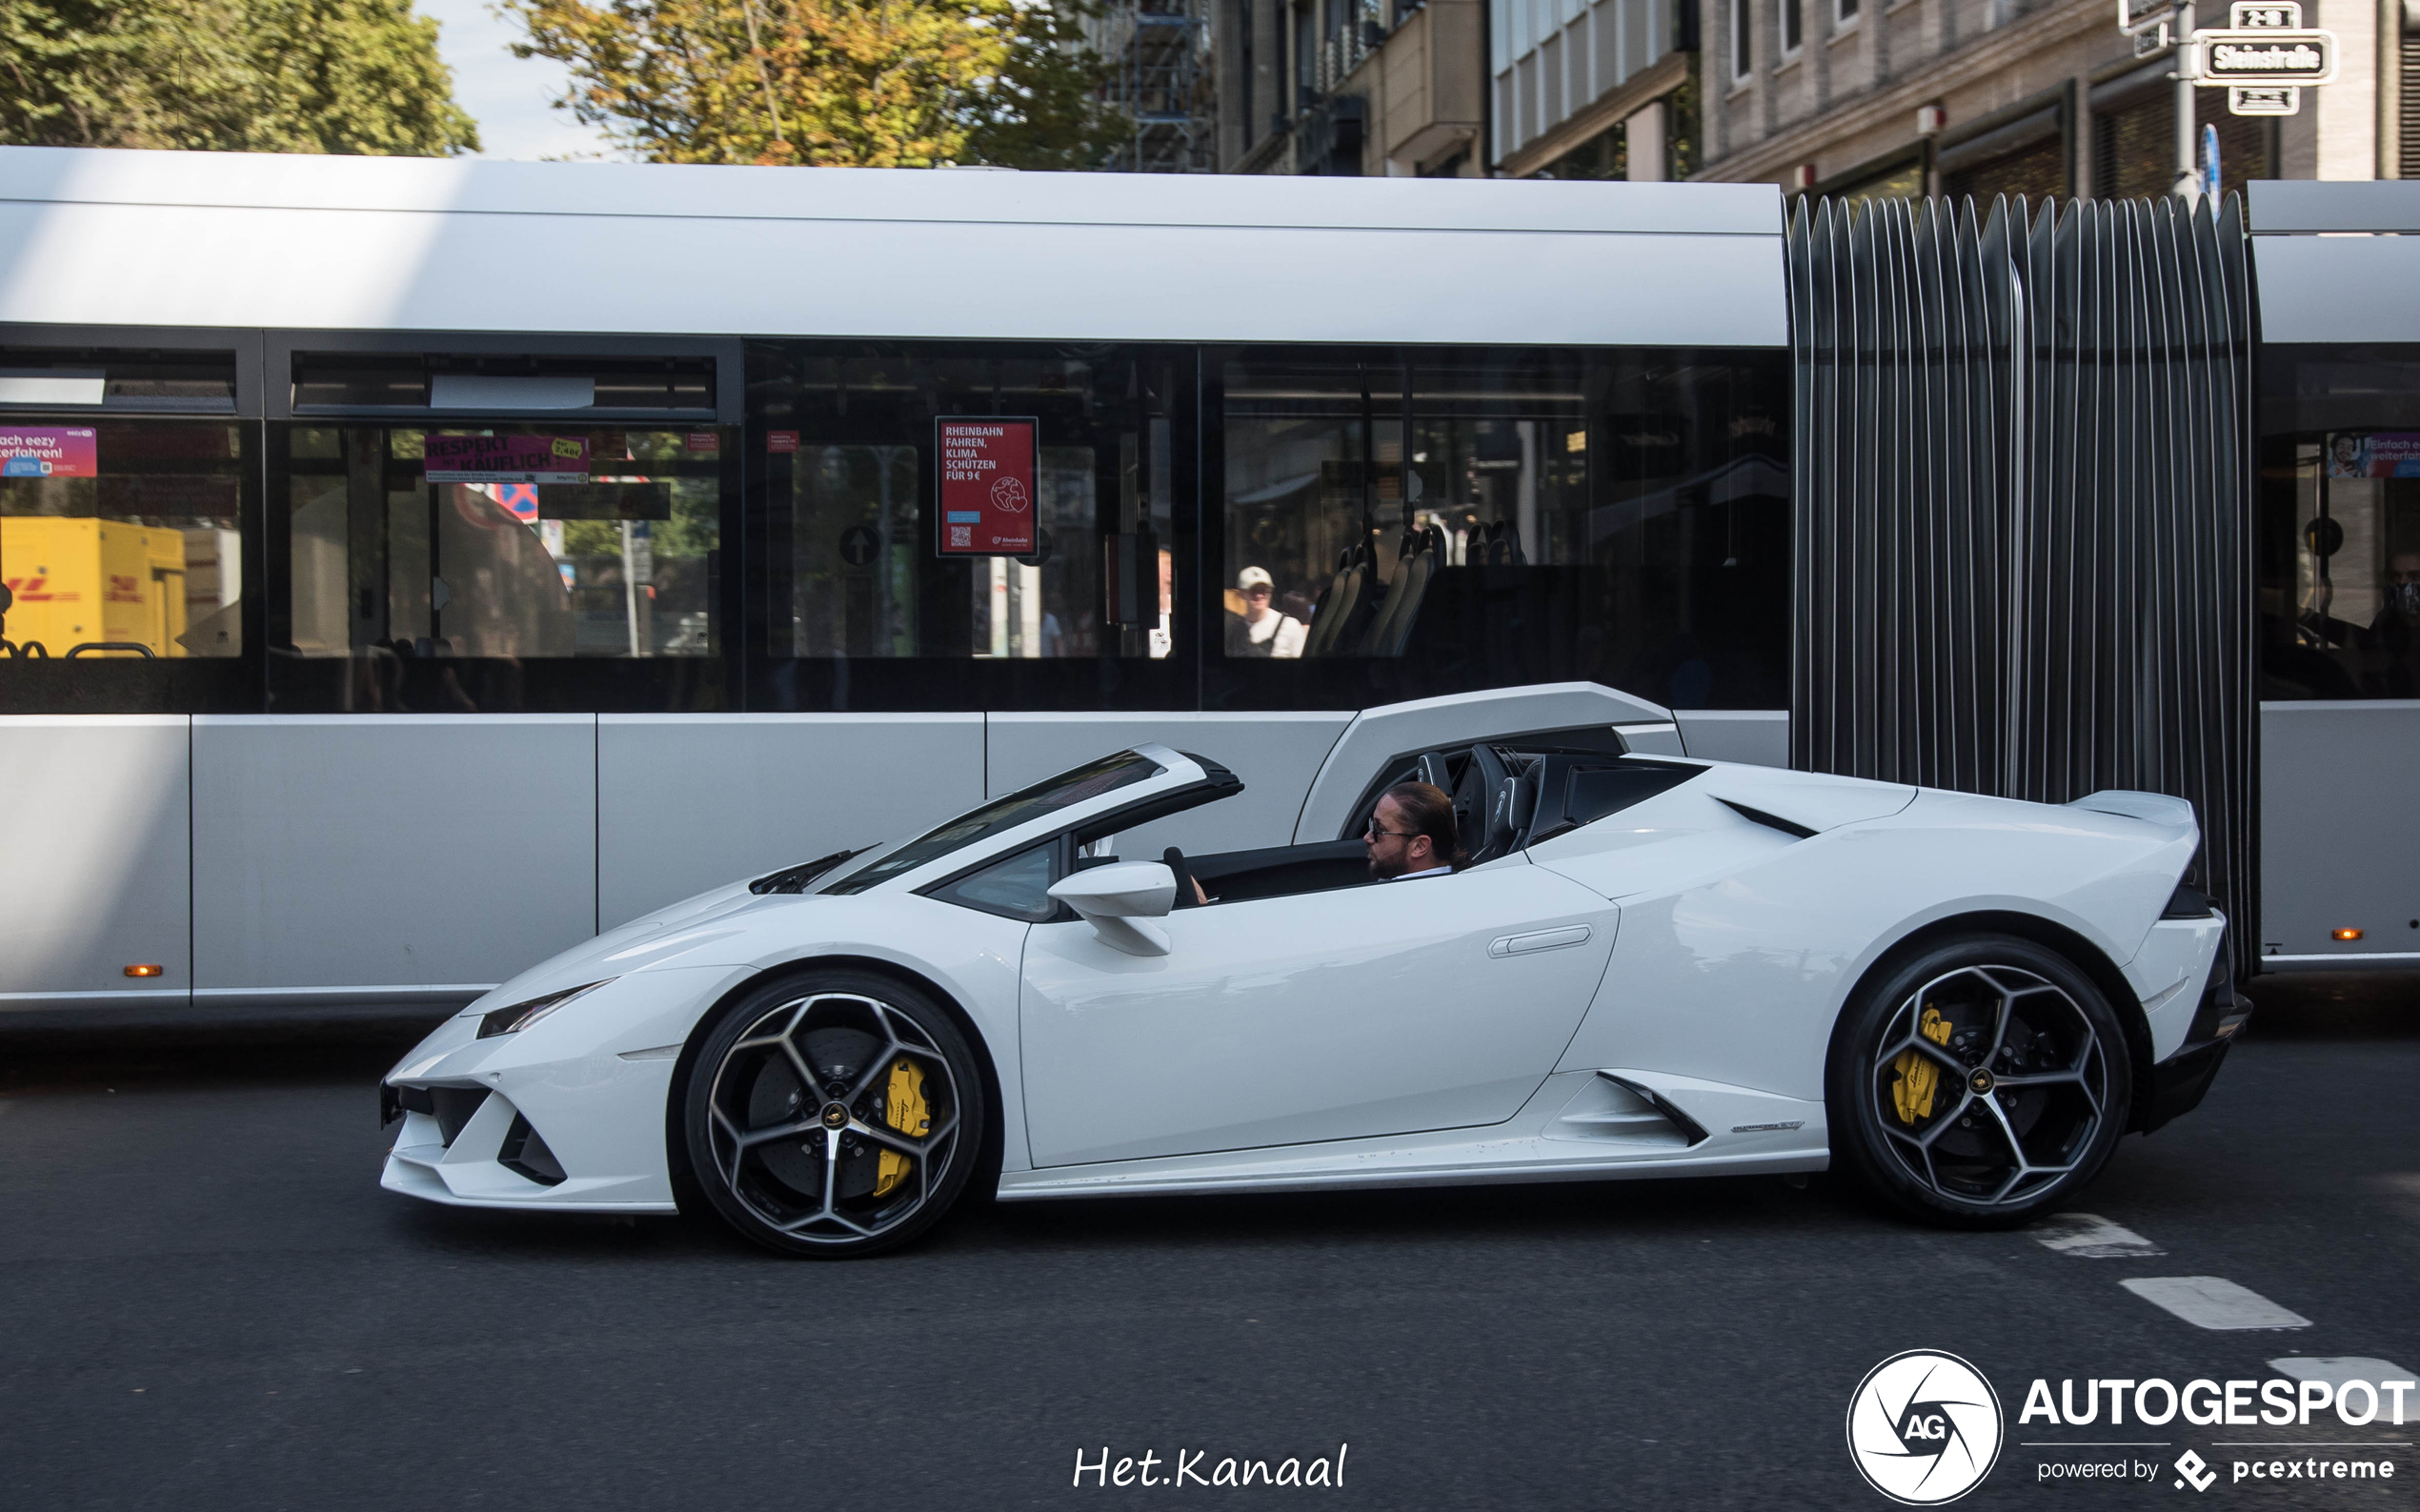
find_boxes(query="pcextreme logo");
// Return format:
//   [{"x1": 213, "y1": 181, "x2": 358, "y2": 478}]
[{"x1": 1847, "y1": 1350, "x2": 2007, "y2": 1504}]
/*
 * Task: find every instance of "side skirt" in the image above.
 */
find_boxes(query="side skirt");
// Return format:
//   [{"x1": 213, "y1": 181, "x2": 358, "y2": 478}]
[{"x1": 995, "y1": 1068, "x2": 1827, "y2": 1201}]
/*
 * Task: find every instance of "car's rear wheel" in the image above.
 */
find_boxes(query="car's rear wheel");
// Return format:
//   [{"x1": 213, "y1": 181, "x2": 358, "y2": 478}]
[
  {"x1": 1828, "y1": 934, "x2": 2131, "y2": 1228},
  {"x1": 681, "y1": 969, "x2": 986, "y2": 1259}
]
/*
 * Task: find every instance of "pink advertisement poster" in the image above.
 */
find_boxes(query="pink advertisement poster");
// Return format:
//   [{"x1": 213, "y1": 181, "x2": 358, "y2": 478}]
[
  {"x1": 0, "y1": 427, "x2": 98, "y2": 479},
  {"x1": 424, "y1": 433, "x2": 592, "y2": 484}
]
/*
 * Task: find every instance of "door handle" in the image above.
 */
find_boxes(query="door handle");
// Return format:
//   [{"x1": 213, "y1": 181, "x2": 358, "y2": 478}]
[{"x1": 1488, "y1": 925, "x2": 1591, "y2": 958}]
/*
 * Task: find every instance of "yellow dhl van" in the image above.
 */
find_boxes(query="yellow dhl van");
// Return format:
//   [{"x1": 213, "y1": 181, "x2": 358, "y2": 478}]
[{"x1": 0, "y1": 516, "x2": 188, "y2": 656}]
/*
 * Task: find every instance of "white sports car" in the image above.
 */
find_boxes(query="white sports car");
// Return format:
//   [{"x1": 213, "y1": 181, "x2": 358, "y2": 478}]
[{"x1": 379, "y1": 689, "x2": 2250, "y2": 1258}]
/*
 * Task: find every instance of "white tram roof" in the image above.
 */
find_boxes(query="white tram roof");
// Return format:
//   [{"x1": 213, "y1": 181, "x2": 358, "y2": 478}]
[{"x1": 0, "y1": 146, "x2": 1787, "y2": 349}]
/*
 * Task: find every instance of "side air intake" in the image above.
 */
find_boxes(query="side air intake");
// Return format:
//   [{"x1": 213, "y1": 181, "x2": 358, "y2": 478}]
[{"x1": 1546, "y1": 1074, "x2": 1710, "y2": 1148}]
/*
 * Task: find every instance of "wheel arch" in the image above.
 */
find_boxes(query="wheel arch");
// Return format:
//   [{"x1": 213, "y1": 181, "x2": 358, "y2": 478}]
[
  {"x1": 1825, "y1": 910, "x2": 2155, "y2": 1133},
  {"x1": 660, "y1": 954, "x2": 1009, "y2": 1209}
]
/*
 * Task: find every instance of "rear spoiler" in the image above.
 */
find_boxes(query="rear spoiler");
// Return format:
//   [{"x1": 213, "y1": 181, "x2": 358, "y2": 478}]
[{"x1": 2067, "y1": 789, "x2": 2196, "y2": 835}]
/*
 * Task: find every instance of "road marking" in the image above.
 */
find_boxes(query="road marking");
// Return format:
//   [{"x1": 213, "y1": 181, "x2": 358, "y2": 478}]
[
  {"x1": 2268, "y1": 1356, "x2": 2419, "y2": 1423},
  {"x1": 2028, "y1": 1212, "x2": 2164, "y2": 1258},
  {"x1": 2122, "y1": 1277, "x2": 2312, "y2": 1330}
]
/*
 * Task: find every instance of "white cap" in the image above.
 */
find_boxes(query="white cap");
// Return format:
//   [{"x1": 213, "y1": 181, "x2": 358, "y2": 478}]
[{"x1": 1238, "y1": 566, "x2": 1274, "y2": 591}]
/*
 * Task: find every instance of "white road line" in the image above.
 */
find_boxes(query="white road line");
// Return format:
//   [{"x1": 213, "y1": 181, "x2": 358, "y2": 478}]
[
  {"x1": 2268, "y1": 1356, "x2": 2420, "y2": 1423},
  {"x1": 2121, "y1": 1277, "x2": 2312, "y2": 1330},
  {"x1": 2028, "y1": 1212, "x2": 2165, "y2": 1258}
]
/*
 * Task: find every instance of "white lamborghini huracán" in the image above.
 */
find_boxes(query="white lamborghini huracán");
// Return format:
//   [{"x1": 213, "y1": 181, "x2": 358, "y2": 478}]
[{"x1": 380, "y1": 689, "x2": 2249, "y2": 1257}]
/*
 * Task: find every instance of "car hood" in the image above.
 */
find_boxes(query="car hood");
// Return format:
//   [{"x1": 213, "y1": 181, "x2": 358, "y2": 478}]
[{"x1": 463, "y1": 877, "x2": 830, "y2": 1018}]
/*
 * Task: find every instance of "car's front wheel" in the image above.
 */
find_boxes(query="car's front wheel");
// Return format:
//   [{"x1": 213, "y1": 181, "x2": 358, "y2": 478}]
[
  {"x1": 681, "y1": 969, "x2": 987, "y2": 1259},
  {"x1": 1828, "y1": 934, "x2": 2132, "y2": 1227}
]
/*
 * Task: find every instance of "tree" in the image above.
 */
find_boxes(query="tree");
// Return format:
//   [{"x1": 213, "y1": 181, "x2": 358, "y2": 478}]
[
  {"x1": 501, "y1": 0, "x2": 1124, "y2": 169},
  {"x1": 0, "y1": 0, "x2": 478, "y2": 155}
]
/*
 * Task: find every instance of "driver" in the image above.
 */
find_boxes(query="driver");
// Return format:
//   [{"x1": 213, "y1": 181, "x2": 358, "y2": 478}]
[{"x1": 1366, "y1": 781, "x2": 1466, "y2": 881}]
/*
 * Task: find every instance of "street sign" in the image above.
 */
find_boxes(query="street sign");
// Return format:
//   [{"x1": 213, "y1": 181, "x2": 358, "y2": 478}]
[
  {"x1": 2229, "y1": 84, "x2": 2302, "y2": 112},
  {"x1": 838, "y1": 524, "x2": 880, "y2": 567},
  {"x1": 2118, "y1": 0, "x2": 2173, "y2": 37},
  {"x1": 2229, "y1": 1, "x2": 2299, "y2": 25},
  {"x1": 2194, "y1": 28, "x2": 2336, "y2": 83}
]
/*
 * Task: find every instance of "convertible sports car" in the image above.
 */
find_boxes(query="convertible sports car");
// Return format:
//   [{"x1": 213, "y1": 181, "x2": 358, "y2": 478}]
[{"x1": 378, "y1": 687, "x2": 2251, "y2": 1258}]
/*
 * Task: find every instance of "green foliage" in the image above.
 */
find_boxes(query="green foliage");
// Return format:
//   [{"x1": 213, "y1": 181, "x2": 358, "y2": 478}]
[
  {"x1": 0, "y1": 0, "x2": 479, "y2": 154},
  {"x1": 502, "y1": 0, "x2": 1123, "y2": 169}
]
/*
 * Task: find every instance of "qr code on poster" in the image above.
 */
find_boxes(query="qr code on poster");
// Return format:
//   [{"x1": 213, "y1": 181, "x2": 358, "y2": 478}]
[{"x1": 948, "y1": 525, "x2": 972, "y2": 548}]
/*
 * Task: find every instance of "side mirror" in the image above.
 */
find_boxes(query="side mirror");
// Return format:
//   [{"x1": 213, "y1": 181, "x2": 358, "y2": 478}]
[{"x1": 1047, "y1": 861, "x2": 1176, "y2": 957}]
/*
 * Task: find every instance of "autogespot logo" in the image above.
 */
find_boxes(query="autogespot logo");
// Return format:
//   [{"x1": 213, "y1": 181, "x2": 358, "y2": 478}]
[{"x1": 1847, "y1": 1350, "x2": 2006, "y2": 1504}]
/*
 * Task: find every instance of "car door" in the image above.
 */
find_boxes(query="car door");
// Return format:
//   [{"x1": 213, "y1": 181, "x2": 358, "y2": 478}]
[{"x1": 1018, "y1": 858, "x2": 1618, "y2": 1167}]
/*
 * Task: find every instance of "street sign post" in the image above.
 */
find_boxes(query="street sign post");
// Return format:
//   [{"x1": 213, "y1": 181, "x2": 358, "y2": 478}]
[
  {"x1": 2119, "y1": 0, "x2": 2333, "y2": 184},
  {"x1": 2228, "y1": 84, "x2": 2302, "y2": 112},
  {"x1": 2194, "y1": 29, "x2": 2337, "y2": 84}
]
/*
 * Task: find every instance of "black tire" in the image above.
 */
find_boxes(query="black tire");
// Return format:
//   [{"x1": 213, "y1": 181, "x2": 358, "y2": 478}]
[
  {"x1": 680, "y1": 968, "x2": 987, "y2": 1259},
  {"x1": 1827, "y1": 933, "x2": 2132, "y2": 1229}
]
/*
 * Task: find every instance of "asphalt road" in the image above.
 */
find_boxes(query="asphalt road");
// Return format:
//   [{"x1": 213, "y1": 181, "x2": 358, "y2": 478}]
[{"x1": 0, "y1": 973, "x2": 2411, "y2": 1512}]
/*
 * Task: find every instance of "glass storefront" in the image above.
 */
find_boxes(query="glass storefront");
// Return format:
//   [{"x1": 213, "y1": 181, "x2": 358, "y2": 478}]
[{"x1": 2260, "y1": 345, "x2": 2420, "y2": 699}]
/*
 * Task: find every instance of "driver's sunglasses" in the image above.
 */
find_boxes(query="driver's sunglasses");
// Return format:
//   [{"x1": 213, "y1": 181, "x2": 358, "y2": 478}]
[{"x1": 1365, "y1": 823, "x2": 1417, "y2": 839}]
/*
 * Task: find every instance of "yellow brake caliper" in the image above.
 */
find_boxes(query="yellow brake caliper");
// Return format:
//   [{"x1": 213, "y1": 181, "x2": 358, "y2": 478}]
[
  {"x1": 1891, "y1": 1006, "x2": 1954, "y2": 1123},
  {"x1": 872, "y1": 1057, "x2": 931, "y2": 1198}
]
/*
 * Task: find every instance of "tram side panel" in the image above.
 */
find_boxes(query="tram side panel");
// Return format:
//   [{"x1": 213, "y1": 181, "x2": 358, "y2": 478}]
[
  {"x1": 0, "y1": 716, "x2": 192, "y2": 1008},
  {"x1": 2259, "y1": 701, "x2": 2420, "y2": 965},
  {"x1": 596, "y1": 714, "x2": 985, "y2": 931},
  {"x1": 191, "y1": 716, "x2": 598, "y2": 1008}
]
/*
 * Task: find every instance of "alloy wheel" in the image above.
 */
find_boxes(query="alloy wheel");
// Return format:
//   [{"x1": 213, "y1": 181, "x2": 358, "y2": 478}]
[
  {"x1": 703, "y1": 991, "x2": 963, "y2": 1246},
  {"x1": 1869, "y1": 964, "x2": 2112, "y2": 1210}
]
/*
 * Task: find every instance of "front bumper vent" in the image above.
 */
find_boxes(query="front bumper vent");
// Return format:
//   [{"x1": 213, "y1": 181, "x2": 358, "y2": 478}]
[{"x1": 499, "y1": 1114, "x2": 567, "y2": 1186}]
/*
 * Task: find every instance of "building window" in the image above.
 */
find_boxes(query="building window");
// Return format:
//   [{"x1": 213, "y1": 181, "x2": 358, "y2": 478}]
[
  {"x1": 1838, "y1": 0, "x2": 1859, "y2": 22},
  {"x1": 2091, "y1": 85, "x2": 2272, "y2": 199},
  {"x1": 1526, "y1": 119, "x2": 1626, "y2": 178},
  {"x1": 1732, "y1": 0, "x2": 1753, "y2": 76},
  {"x1": 1779, "y1": 0, "x2": 1802, "y2": 55}
]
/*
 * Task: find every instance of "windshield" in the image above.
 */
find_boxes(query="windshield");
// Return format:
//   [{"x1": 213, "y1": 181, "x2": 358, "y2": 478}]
[{"x1": 821, "y1": 749, "x2": 1164, "y2": 895}]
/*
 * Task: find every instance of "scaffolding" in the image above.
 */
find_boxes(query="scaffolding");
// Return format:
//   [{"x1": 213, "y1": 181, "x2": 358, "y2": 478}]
[{"x1": 1089, "y1": 0, "x2": 1215, "y2": 172}]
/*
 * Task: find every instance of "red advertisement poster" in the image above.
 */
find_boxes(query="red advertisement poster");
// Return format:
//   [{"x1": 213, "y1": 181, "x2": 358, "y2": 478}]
[
  {"x1": 937, "y1": 417, "x2": 1037, "y2": 555},
  {"x1": 0, "y1": 426, "x2": 97, "y2": 479},
  {"x1": 423, "y1": 433, "x2": 591, "y2": 484}
]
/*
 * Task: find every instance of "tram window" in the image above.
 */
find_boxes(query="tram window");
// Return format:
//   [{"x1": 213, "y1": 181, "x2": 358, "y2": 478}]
[
  {"x1": 278, "y1": 425, "x2": 722, "y2": 663},
  {"x1": 760, "y1": 348, "x2": 1178, "y2": 663},
  {"x1": 0, "y1": 421, "x2": 247, "y2": 661},
  {"x1": 1215, "y1": 347, "x2": 1790, "y2": 711},
  {"x1": 2259, "y1": 346, "x2": 2420, "y2": 700}
]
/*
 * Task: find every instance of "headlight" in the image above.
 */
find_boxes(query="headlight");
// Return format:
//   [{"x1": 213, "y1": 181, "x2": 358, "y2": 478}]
[{"x1": 476, "y1": 979, "x2": 615, "y2": 1039}]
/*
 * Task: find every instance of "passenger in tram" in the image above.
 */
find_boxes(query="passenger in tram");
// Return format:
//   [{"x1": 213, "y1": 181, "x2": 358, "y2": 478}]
[
  {"x1": 1365, "y1": 782, "x2": 1465, "y2": 881},
  {"x1": 1223, "y1": 565, "x2": 1308, "y2": 657},
  {"x1": 2363, "y1": 550, "x2": 2420, "y2": 696}
]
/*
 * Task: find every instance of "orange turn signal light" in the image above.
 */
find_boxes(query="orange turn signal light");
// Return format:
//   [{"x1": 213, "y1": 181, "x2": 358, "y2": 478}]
[
  {"x1": 123, "y1": 963, "x2": 164, "y2": 978},
  {"x1": 2331, "y1": 928, "x2": 2364, "y2": 942}
]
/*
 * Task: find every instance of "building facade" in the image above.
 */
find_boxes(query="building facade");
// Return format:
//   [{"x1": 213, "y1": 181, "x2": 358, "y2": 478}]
[
  {"x1": 1692, "y1": 0, "x2": 2407, "y2": 196},
  {"x1": 1212, "y1": 0, "x2": 1491, "y2": 174}
]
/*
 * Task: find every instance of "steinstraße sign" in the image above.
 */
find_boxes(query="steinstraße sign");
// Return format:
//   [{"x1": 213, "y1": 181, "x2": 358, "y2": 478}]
[{"x1": 2194, "y1": 28, "x2": 2336, "y2": 83}]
